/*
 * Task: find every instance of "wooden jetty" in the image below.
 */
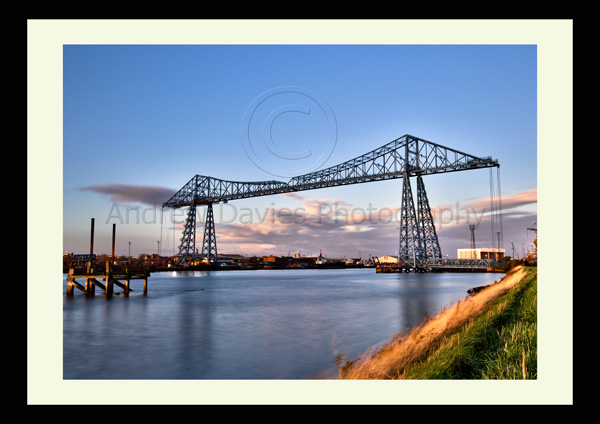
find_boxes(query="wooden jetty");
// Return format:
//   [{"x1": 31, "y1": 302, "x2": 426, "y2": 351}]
[
  {"x1": 66, "y1": 219, "x2": 150, "y2": 297},
  {"x1": 67, "y1": 261, "x2": 150, "y2": 296}
]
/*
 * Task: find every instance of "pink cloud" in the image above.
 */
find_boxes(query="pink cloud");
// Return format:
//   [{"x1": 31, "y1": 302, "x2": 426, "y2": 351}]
[
  {"x1": 165, "y1": 188, "x2": 537, "y2": 258},
  {"x1": 80, "y1": 183, "x2": 175, "y2": 206},
  {"x1": 461, "y1": 188, "x2": 537, "y2": 212}
]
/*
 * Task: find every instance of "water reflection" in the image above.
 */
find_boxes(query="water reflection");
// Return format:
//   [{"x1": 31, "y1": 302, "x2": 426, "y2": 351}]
[{"x1": 63, "y1": 269, "x2": 494, "y2": 379}]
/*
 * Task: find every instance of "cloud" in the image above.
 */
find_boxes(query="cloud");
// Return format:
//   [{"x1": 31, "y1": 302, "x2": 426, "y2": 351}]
[
  {"x1": 461, "y1": 188, "x2": 537, "y2": 212},
  {"x1": 432, "y1": 189, "x2": 537, "y2": 256},
  {"x1": 282, "y1": 192, "x2": 304, "y2": 202},
  {"x1": 207, "y1": 196, "x2": 398, "y2": 257},
  {"x1": 436, "y1": 208, "x2": 537, "y2": 255},
  {"x1": 80, "y1": 183, "x2": 176, "y2": 206},
  {"x1": 162, "y1": 188, "x2": 537, "y2": 258}
]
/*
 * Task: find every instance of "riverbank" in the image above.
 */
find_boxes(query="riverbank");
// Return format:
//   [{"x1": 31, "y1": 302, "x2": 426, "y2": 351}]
[{"x1": 338, "y1": 265, "x2": 537, "y2": 379}]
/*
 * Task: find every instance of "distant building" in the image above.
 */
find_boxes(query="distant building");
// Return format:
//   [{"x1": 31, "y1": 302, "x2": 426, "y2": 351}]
[
  {"x1": 377, "y1": 255, "x2": 399, "y2": 264},
  {"x1": 457, "y1": 248, "x2": 505, "y2": 260},
  {"x1": 143, "y1": 256, "x2": 170, "y2": 266},
  {"x1": 218, "y1": 254, "x2": 247, "y2": 263}
]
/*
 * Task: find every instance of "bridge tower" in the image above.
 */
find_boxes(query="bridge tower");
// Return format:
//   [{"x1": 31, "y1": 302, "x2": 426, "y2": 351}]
[
  {"x1": 398, "y1": 174, "x2": 442, "y2": 269},
  {"x1": 398, "y1": 137, "x2": 443, "y2": 269},
  {"x1": 416, "y1": 174, "x2": 442, "y2": 260},
  {"x1": 200, "y1": 203, "x2": 218, "y2": 263},
  {"x1": 176, "y1": 202, "x2": 218, "y2": 266},
  {"x1": 399, "y1": 174, "x2": 424, "y2": 267},
  {"x1": 177, "y1": 200, "x2": 197, "y2": 265}
]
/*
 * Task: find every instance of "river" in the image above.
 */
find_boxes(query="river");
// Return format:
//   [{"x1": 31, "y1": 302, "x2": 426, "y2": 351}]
[{"x1": 63, "y1": 268, "x2": 497, "y2": 380}]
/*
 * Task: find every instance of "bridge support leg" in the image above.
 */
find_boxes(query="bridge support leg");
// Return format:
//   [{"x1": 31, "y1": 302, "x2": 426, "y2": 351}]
[
  {"x1": 416, "y1": 175, "x2": 442, "y2": 259},
  {"x1": 399, "y1": 174, "x2": 423, "y2": 268},
  {"x1": 201, "y1": 203, "x2": 218, "y2": 264},
  {"x1": 399, "y1": 174, "x2": 442, "y2": 269},
  {"x1": 177, "y1": 203, "x2": 197, "y2": 265}
]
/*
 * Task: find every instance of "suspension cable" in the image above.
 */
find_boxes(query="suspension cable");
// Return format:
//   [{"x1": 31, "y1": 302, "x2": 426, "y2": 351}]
[
  {"x1": 159, "y1": 206, "x2": 164, "y2": 257},
  {"x1": 496, "y1": 166, "x2": 503, "y2": 252},
  {"x1": 489, "y1": 168, "x2": 496, "y2": 248}
]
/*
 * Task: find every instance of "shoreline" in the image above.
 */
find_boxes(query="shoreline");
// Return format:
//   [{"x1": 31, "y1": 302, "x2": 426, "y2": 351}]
[
  {"x1": 64, "y1": 263, "x2": 512, "y2": 274},
  {"x1": 338, "y1": 265, "x2": 536, "y2": 379}
]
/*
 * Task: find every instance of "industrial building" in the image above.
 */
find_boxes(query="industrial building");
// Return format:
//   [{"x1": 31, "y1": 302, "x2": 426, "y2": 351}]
[
  {"x1": 457, "y1": 247, "x2": 505, "y2": 260},
  {"x1": 377, "y1": 255, "x2": 399, "y2": 264}
]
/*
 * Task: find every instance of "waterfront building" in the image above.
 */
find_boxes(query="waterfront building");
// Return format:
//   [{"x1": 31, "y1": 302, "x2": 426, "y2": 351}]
[
  {"x1": 377, "y1": 255, "x2": 399, "y2": 264},
  {"x1": 457, "y1": 247, "x2": 505, "y2": 260}
]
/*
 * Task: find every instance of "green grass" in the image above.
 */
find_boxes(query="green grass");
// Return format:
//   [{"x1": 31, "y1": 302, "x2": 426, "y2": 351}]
[{"x1": 402, "y1": 267, "x2": 537, "y2": 379}]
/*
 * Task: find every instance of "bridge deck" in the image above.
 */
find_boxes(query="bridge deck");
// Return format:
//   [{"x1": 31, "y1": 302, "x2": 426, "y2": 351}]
[
  {"x1": 376, "y1": 258, "x2": 496, "y2": 273},
  {"x1": 163, "y1": 134, "x2": 499, "y2": 208}
]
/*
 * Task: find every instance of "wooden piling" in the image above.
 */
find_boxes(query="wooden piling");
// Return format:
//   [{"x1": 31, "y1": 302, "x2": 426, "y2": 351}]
[
  {"x1": 124, "y1": 267, "x2": 130, "y2": 296},
  {"x1": 90, "y1": 218, "x2": 95, "y2": 255},
  {"x1": 67, "y1": 268, "x2": 75, "y2": 295},
  {"x1": 111, "y1": 223, "x2": 116, "y2": 263},
  {"x1": 84, "y1": 261, "x2": 95, "y2": 295},
  {"x1": 124, "y1": 277, "x2": 130, "y2": 296},
  {"x1": 105, "y1": 261, "x2": 113, "y2": 296}
]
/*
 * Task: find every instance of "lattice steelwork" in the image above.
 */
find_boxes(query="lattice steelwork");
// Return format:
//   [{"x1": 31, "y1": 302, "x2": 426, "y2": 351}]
[
  {"x1": 177, "y1": 201, "x2": 197, "y2": 265},
  {"x1": 200, "y1": 203, "x2": 217, "y2": 263},
  {"x1": 398, "y1": 174, "x2": 423, "y2": 266},
  {"x1": 416, "y1": 175, "x2": 442, "y2": 260},
  {"x1": 163, "y1": 134, "x2": 499, "y2": 268},
  {"x1": 426, "y1": 258, "x2": 495, "y2": 269}
]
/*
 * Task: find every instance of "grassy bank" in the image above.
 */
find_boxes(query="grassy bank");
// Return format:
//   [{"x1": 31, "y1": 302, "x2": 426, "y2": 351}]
[{"x1": 339, "y1": 265, "x2": 537, "y2": 379}]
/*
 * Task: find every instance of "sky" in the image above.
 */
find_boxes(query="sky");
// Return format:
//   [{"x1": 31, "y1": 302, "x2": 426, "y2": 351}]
[{"x1": 62, "y1": 43, "x2": 538, "y2": 259}]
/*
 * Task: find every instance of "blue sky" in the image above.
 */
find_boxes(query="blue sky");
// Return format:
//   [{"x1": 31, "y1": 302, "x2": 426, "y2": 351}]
[{"x1": 63, "y1": 44, "x2": 538, "y2": 258}]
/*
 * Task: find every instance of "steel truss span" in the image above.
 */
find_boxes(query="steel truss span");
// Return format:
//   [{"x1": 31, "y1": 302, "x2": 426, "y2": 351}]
[{"x1": 162, "y1": 134, "x2": 499, "y2": 267}]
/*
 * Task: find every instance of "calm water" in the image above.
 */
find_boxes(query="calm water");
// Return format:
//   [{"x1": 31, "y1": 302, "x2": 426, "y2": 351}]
[{"x1": 63, "y1": 268, "x2": 496, "y2": 379}]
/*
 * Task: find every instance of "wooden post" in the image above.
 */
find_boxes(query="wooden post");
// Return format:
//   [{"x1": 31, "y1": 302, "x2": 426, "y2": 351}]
[
  {"x1": 90, "y1": 218, "x2": 95, "y2": 255},
  {"x1": 111, "y1": 223, "x2": 116, "y2": 263},
  {"x1": 89, "y1": 218, "x2": 96, "y2": 295},
  {"x1": 85, "y1": 261, "x2": 95, "y2": 295},
  {"x1": 124, "y1": 267, "x2": 130, "y2": 296},
  {"x1": 66, "y1": 268, "x2": 74, "y2": 295},
  {"x1": 143, "y1": 276, "x2": 148, "y2": 295},
  {"x1": 105, "y1": 261, "x2": 113, "y2": 296}
]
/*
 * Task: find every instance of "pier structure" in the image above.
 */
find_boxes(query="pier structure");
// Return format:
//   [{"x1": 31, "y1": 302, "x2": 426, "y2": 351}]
[
  {"x1": 163, "y1": 134, "x2": 501, "y2": 270},
  {"x1": 66, "y1": 261, "x2": 150, "y2": 296},
  {"x1": 66, "y1": 220, "x2": 150, "y2": 296}
]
